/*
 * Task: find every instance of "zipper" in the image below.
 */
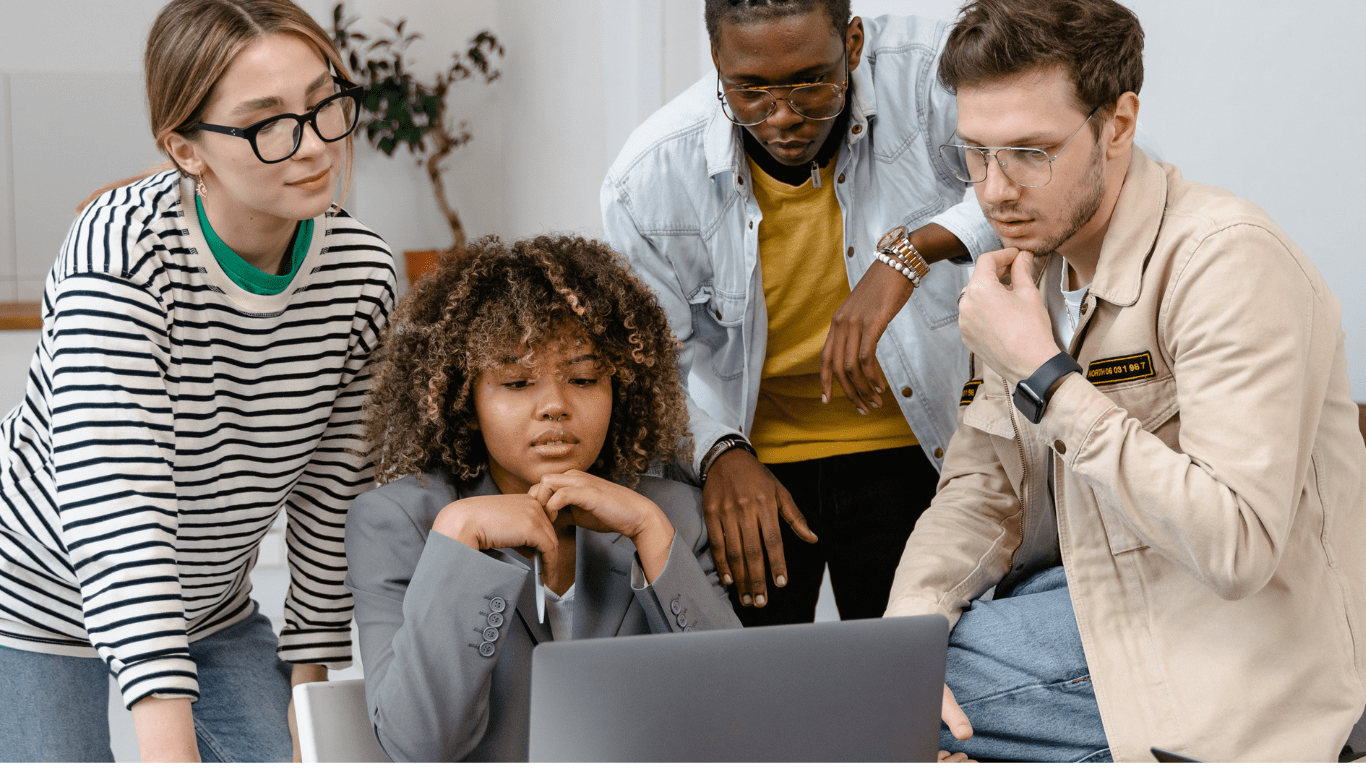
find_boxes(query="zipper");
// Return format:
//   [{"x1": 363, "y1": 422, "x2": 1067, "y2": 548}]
[{"x1": 1003, "y1": 375, "x2": 1028, "y2": 574}]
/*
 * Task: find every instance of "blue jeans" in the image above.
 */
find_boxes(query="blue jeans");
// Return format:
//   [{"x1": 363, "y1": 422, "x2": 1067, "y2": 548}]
[
  {"x1": 0, "y1": 604, "x2": 293, "y2": 762},
  {"x1": 942, "y1": 566, "x2": 1112, "y2": 762}
]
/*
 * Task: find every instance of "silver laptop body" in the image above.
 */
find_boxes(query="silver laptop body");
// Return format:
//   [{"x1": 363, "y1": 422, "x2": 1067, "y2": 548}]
[{"x1": 528, "y1": 614, "x2": 948, "y2": 762}]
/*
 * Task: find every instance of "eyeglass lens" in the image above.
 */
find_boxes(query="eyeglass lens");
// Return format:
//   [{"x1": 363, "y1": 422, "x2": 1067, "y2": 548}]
[
  {"x1": 724, "y1": 83, "x2": 845, "y2": 125},
  {"x1": 940, "y1": 145, "x2": 1052, "y2": 187},
  {"x1": 254, "y1": 92, "x2": 359, "y2": 162}
]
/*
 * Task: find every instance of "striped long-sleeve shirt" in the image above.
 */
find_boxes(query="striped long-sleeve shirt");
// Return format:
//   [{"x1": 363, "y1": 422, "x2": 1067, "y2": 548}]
[{"x1": 0, "y1": 171, "x2": 395, "y2": 707}]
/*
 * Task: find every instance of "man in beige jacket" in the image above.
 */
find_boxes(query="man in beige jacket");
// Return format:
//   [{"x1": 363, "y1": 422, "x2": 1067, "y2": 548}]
[{"x1": 884, "y1": 0, "x2": 1366, "y2": 762}]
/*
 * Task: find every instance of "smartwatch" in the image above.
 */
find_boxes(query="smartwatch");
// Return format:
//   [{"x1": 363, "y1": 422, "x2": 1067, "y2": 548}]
[
  {"x1": 1011, "y1": 352, "x2": 1083, "y2": 424},
  {"x1": 876, "y1": 225, "x2": 931, "y2": 288}
]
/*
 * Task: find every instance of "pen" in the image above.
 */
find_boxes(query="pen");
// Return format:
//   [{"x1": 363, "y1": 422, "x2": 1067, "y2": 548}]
[{"x1": 534, "y1": 554, "x2": 546, "y2": 624}]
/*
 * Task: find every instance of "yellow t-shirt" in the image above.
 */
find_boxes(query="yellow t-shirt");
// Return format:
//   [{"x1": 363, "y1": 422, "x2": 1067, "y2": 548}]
[{"x1": 747, "y1": 156, "x2": 917, "y2": 465}]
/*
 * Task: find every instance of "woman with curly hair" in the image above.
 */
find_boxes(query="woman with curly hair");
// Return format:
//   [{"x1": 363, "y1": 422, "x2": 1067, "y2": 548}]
[{"x1": 345, "y1": 234, "x2": 741, "y2": 761}]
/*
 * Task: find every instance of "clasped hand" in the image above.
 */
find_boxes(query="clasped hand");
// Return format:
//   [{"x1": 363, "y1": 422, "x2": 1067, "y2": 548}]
[
  {"x1": 432, "y1": 471, "x2": 674, "y2": 582},
  {"x1": 957, "y1": 248, "x2": 1060, "y2": 385}
]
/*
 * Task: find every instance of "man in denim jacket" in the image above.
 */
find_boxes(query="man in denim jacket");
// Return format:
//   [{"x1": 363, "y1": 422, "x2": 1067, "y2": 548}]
[{"x1": 601, "y1": 0, "x2": 999, "y2": 625}]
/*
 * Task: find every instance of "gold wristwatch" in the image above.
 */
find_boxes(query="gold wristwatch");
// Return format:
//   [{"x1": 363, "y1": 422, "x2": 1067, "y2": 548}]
[{"x1": 876, "y1": 225, "x2": 931, "y2": 288}]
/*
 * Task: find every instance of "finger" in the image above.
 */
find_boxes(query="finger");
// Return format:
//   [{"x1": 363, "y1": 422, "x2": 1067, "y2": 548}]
[
  {"x1": 703, "y1": 502, "x2": 735, "y2": 587},
  {"x1": 775, "y1": 484, "x2": 817, "y2": 544},
  {"x1": 843, "y1": 326, "x2": 882, "y2": 410},
  {"x1": 991, "y1": 246, "x2": 1021, "y2": 281},
  {"x1": 857, "y1": 321, "x2": 887, "y2": 402},
  {"x1": 719, "y1": 509, "x2": 752, "y2": 605},
  {"x1": 755, "y1": 498, "x2": 788, "y2": 592},
  {"x1": 833, "y1": 336, "x2": 871, "y2": 415},
  {"x1": 1009, "y1": 249, "x2": 1037, "y2": 295},
  {"x1": 737, "y1": 506, "x2": 769, "y2": 607},
  {"x1": 526, "y1": 482, "x2": 553, "y2": 509},
  {"x1": 819, "y1": 323, "x2": 839, "y2": 405},
  {"x1": 942, "y1": 684, "x2": 973, "y2": 742}
]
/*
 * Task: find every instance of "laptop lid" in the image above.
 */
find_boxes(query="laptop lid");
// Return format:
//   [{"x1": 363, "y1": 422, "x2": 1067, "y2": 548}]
[{"x1": 529, "y1": 614, "x2": 948, "y2": 762}]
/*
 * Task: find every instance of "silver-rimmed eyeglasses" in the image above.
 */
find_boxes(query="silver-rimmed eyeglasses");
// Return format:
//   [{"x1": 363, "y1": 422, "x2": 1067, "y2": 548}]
[
  {"x1": 938, "y1": 107, "x2": 1099, "y2": 188},
  {"x1": 191, "y1": 76, "x2": 363, "y2": 164},
  {"x1": 716, "y1": 60, "x2": 848, "y2": 127}
]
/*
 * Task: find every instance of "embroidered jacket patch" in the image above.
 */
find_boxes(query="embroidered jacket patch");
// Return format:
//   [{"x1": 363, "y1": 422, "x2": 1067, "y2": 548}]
[
  {"x1": 960, "y1": 379, "x2": 983, "y2": 405},
  {"x1": 1086, "y1": 352, "x2": 1155, "y2": 385}
]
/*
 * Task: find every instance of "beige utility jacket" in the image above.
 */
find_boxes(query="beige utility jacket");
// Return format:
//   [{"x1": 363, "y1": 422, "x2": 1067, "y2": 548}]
[{"x1": 886, "y1": 149, "x2": 1366, "y2": 762}]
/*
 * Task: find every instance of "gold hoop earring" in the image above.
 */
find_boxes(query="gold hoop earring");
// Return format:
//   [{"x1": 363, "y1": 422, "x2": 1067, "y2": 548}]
[{"x1": 195, "y1": 175, "x2": 207, "y2": 198}]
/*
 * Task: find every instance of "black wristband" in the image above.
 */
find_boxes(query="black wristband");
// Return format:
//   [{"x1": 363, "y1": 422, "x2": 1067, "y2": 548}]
[
  {"x1": 1011, "y1": 352, "x2": 1083, "y2": 424},
  {"x1": 698, "y1": 435, "x2": 755, "y2": 485}
]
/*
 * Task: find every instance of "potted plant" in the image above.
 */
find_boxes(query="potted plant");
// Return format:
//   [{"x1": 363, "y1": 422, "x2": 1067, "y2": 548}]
[{"x1": 332, "y1": 3, "x2": 504, "y2": 284}]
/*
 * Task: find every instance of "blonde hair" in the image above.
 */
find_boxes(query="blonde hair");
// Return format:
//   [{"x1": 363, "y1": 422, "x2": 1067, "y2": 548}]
[{"x1": 80, "y1": 0, "x2": 354, "y2": 212}]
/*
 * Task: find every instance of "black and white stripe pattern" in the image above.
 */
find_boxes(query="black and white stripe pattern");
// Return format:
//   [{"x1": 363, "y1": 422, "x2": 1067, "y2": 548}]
[{"x1": 0, "y1": 171, "x2": 395, "y2": 707}]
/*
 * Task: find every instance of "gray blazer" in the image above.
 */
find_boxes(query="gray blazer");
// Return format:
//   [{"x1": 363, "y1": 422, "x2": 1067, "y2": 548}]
[{"x1": 344, "y1": 471, "x2": 741, "y2": 762}]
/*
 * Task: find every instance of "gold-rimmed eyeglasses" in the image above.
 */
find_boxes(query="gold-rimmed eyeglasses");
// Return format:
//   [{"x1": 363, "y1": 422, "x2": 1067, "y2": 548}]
[
  {"x1": 716, "y1": 60, "x2": 849, "y2": 127},
  {"x1": 938, "y1": 107, "x2": 1099, "y2": 188}
]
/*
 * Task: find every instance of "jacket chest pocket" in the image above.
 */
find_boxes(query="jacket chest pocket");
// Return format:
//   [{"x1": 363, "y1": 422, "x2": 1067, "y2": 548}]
[
  {"x1": 1085, "y1": 374, "x2": 1180, "y2": 555},
  {"x1": 688, "y1": 285, "x2": 745, "y2": 382}
]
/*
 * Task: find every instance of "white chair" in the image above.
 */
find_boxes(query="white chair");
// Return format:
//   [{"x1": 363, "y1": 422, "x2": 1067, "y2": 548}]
[{"x1": 294, "y1": 678, "x2": 391, "y2": 762}]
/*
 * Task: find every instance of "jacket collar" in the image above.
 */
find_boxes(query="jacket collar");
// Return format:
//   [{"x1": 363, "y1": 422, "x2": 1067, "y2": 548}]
[
  {"x1": 705, "y1": 52, "x2": 876, "y2": 180},
  {"x1": 1086, "y1": 147, "x2": 1167, "y2": 307}
]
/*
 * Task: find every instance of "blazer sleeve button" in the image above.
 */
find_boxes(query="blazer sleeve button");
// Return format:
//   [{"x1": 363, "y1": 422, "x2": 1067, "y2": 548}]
[{"x1": 479, "y1": 642, "x2": 496, "y2": 657}]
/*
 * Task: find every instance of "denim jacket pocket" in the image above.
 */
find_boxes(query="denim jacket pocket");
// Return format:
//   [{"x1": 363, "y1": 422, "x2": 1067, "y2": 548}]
[{"x1": 687, "y1": 284, "x2": 745, "y2": 382}]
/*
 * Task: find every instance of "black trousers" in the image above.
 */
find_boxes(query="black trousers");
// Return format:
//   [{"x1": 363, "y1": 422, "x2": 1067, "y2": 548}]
[{"x1": 727, "y1": 444, "x2": 940, "y2": 625}]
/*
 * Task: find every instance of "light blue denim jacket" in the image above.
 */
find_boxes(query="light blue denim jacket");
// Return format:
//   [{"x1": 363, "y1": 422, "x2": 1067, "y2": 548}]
[{"x1": 601, "y1": 15, "x2": 999, "y2": 478}]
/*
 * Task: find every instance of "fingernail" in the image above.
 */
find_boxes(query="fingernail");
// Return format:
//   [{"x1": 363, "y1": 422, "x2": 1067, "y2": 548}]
[
  {"x1": 754, "y1": 594, "x2": 767, "y2": 607},
  {"x1": 873, "y1": 386, "x2": 884, "y2": 394},
  {"x1": 872, "y1": 401, "x2": 881, "y2": 408},
  {"x1": 722, "y1": 574, "x2": 733, "y2": 586},
  {"x1": 741, "y1": 594, "x2": 753, "y2": 606},
  {"x1": 821, "y1": 393, "x2": 828, "y2": 404},
  {"x1": 857, "y1": 408, "x2": 867, "y2": 416},
  {"x1": 775, "y1": 575, "x2": 787, "y2": 587}
]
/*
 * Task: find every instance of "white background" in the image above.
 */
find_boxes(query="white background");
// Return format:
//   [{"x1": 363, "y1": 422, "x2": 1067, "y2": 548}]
[{"x1": 0, "y1": 0, "x2": 1361, "y2": 760}]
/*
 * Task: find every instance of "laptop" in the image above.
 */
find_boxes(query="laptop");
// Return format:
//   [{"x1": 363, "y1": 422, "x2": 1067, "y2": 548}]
[{"x1": 528, "y1": 614, "x2": 948, "y2": 762}]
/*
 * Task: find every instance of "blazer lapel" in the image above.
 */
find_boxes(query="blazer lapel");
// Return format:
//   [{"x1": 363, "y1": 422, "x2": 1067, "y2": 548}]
[{"x1": 571, "y1": 530, "x2": 637, "y2": 639}]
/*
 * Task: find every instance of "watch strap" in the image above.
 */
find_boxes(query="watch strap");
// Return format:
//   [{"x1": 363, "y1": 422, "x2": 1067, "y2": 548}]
[
  {"x1": 1012, "y1": 352, "x2": 1083, "y2": 424},
  {"x1": 878, "y1": 233, "x2": 930, "y2": 288}
]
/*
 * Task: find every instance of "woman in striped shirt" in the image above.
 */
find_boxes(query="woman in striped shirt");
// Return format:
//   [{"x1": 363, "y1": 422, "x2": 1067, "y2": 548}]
[{"x1": 0, "y1": 0, "x2": 394, "y2": 761}]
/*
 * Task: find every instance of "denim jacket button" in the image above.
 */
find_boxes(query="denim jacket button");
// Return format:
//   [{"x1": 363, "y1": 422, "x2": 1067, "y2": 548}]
[
  {"x1": 901, "y1": 387, "x2": 913, "y2": 398},
  {"x1": 934, "y1": 448, "x2": 944, "y2": 459}
]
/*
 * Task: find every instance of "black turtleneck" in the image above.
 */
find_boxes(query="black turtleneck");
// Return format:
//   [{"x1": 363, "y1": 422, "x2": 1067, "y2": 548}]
[{"x1": 742, "y1": 100, "x2": 851, "y2": 187}]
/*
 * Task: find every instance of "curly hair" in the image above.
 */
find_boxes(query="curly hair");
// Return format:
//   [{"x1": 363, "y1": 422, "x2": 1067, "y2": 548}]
[{"x1": 365, "y1": 235, "x2": 692, "y2": 487}]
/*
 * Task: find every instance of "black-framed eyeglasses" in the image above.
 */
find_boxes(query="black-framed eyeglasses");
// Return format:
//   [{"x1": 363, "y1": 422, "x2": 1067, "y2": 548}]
[
  {"x1": 716, "y1": 59, "x2": 849, "y2": 127},
  {"x1": 938, "y1": 107, "x2": 1099, "y2": 188},
  {"x1": 191, "y1": 77, "x2": 363, "y2": 164}
]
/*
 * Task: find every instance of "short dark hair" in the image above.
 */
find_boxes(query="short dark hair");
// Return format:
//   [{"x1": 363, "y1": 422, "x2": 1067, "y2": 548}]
[
  {"x1": 939, "y1": 0, "x2": 1143, "y2": 124},
  {"x1": 704, "y1": 0, "x2": 851, "y2": 47}
]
